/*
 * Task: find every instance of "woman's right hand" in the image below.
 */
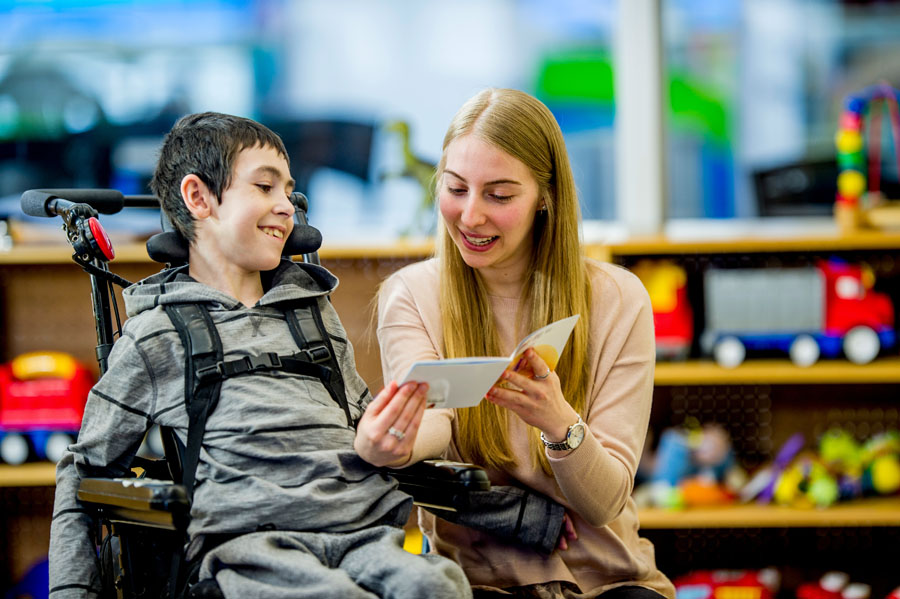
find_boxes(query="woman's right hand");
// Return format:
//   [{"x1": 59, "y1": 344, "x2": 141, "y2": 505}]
[
  {"x1": 557, "y1": 512, "x2": 578, "y2": 551},
  {"x1": 354, "y1": 381, "x2": 429, "y2": 467}
]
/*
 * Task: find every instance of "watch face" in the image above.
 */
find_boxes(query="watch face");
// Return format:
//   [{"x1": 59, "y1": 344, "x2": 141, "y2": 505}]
[{"x1": 567, "y1": 423, "x2": 586, "y2": 449}]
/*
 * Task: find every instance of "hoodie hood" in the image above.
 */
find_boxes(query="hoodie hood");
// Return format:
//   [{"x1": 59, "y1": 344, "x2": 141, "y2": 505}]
[{"x1": 123, "y1": 258, "x2": 339, "y2": 318}]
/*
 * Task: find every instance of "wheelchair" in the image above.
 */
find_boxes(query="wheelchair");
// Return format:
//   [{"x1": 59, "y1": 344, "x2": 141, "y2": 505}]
[{"x1": 20, "y1": 188, "x2": 489, "y2": 599}]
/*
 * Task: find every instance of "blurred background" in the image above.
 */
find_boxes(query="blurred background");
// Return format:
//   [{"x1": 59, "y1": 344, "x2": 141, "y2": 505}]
[
  {"x1": 1, "y1": 0, "x2": 898, "y2": 244},
  {"x1": 3, "y1": 2, "x2": 900, "y2": 597}
]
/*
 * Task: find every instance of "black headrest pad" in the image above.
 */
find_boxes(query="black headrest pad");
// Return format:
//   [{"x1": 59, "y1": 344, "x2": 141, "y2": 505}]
[
  {"x1": 146, "y1": 191, "x2": 322, "y2": 265},
  {"x1": 146, "y1": 223, "x2": 323, "y2": 265}
]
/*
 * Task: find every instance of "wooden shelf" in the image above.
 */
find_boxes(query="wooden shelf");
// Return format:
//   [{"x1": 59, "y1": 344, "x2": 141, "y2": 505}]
[
  {"x1": 0, "y1": 240, "x2": 436, "y2": 265},
  {"x1": 654, "y1": 356, "x2": 900, "y2": 385},
  {"x1": 0, "y1": 463, "x2": 56, "y2": 487},
  {"x1": 638, "y1": 496, "x2": 900, "y2": 529},
  {"x1": 604, "y1": 230, "x2": 900, "y2": 256},
  {"x1": 8, "y1": 461, "x2": 899, "y2": 530},
  {"x1": 5, "y1": 228, "x2": 900, "y2": 265}
]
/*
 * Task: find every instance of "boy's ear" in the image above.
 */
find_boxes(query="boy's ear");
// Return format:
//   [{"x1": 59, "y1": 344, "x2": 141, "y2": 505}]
[{"x1": 180, "y1": 174, "x2": 215, "y2": 219}]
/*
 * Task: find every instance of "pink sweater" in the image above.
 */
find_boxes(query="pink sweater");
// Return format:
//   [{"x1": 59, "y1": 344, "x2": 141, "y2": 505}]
[{"x1": 377, "y1": 258, "x2": 674, "y2": 598}]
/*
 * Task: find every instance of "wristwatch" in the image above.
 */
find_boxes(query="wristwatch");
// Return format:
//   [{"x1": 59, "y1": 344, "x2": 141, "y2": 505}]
[{"x1": 540, "y1": 416, "x2": 586, "y2": 451}]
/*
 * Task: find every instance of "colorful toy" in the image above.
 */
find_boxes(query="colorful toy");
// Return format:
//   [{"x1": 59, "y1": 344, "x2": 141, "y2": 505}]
[
  {"x1": 632, "y1": 260, "x2": 694, "y2": 360},
  {"x1": 834, "y1": 82, "x2": 900, "y2": 232},
  {"x1": 701, "y1": 259, "x2": 895, "y2": 368},
  {"x1": 745, "y1": 427, "x2": 900, "y2": 509},
  {"x1": 796, "y1": 571, "x2": 850, "y2": 599},
  {"x1": 645, "y1": 422, "x2": 740, "y2": 508},
  {"x1": 673, "y1": 568, "x2": 780, "y2": 599},
  {"x1": 0, "y1": 351, "x2": 93, "y2": 464}
]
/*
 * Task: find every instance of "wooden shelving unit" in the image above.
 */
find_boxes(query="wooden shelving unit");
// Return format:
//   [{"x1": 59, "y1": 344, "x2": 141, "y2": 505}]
[
  {"x1": 638, "y1": 497, "x2": 900, "y2": 529},
  {"x1": 0, "y1": 463, "x2": 57, "y2": 487},
  {"x1": 3, "y1": 230, "x2": 900, "y2": 585},
  {"x1": 654, "y1": 356, "x2": 900, "y2": 385}
]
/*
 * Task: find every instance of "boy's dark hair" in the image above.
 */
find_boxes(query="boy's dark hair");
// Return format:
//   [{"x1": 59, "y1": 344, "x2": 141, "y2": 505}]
[{"x1": 150, "y1": 112, "x2": 290, "y2": 242}]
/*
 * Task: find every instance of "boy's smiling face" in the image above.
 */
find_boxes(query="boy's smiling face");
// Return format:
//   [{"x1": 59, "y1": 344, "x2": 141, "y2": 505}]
[{"x1": 202, "y1": 143, "x2": 296, "y2": 275}]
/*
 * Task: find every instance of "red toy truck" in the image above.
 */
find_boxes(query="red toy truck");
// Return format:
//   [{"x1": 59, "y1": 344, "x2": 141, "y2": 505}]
[
  {"x1": 701, "y1": 260, "x2": 895, "y2": 367},
  {"x1": 0, "y1": 351, "x2": 93, "y2": 464}
]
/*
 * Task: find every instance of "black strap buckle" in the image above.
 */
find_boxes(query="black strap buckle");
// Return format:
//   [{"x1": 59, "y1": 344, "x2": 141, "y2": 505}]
[
  {"x1": 195, "y1": 362, "x2": 224, "y2": 384},
  {"x1": 297, "y1": 345, "x2": 331, "y2": 364},
  {"x1": 244, "y1": 352, "x2": 282, "y2": 372}
]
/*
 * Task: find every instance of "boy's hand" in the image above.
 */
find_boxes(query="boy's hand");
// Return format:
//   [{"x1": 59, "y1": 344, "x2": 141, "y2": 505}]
[{"x1": 355, "y1": 381, "x2": 428, "y2": 467}]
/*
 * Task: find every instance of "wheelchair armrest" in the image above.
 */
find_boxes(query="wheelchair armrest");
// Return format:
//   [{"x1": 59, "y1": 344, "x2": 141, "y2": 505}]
[
  {"x1": 384, "y1": 459, "x2": 490, "y2": 512},
  {"x1": 78, "y1": 478, "x2": 190, "y2": 531}
]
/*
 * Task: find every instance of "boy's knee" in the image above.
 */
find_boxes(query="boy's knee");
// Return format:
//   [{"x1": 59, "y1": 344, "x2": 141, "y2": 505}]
[{"x1": 415, "y1": 554, "x2": 472, "y2": 599}]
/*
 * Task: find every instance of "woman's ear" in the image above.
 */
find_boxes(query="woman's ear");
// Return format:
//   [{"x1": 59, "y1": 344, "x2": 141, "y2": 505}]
[{"x1": 180, "y1": 174, "x2": 214, "y2": 219}]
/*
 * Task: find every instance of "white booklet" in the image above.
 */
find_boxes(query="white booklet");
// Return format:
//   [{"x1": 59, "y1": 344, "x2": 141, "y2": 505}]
[{"x1": 399, "y1": 314, "x2": 580, "y2": 409}]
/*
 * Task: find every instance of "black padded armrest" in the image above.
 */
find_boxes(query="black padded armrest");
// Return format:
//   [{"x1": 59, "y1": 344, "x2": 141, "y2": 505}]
[
  {"x1": 78, "y1": 478, "x2": 189, "y2": 530},
  {"x1": 385, "y1": 459, "x2": 490, "y2": 512}
]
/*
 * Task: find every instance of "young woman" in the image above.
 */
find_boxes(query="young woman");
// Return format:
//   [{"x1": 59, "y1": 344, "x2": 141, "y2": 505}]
[{"x1": 375, "y1": 88, "x2": 674, "y2": 599}]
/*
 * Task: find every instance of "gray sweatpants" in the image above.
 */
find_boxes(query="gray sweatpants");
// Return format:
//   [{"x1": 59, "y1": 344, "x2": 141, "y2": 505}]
[{"x1": 199, "y1": 526, "x2": 471, "y2": 599}]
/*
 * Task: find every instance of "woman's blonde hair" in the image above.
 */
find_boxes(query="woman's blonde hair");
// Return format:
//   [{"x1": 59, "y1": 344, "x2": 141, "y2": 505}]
[{"x1": 436, "y1": 88, "x2": 591, "y2": 474}]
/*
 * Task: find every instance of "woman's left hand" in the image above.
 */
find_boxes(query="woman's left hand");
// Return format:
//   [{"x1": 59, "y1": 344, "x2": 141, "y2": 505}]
[{"x1": 486, "y1": 348, "x2": 579, "y2": 443}]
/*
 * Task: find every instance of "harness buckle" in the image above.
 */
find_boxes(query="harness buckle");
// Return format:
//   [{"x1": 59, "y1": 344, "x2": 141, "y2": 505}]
[
  {"x1": 244, "y1": 352, "x2": 282, "y2": 372},
  {"x1": 195, "y1": 363, "x2": 224, "y2": 384},
  {"x1": 298, "y1": 345, "x2": 331, "y2": 364}
]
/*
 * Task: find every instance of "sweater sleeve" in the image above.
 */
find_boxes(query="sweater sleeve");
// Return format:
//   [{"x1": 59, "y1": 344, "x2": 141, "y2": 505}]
[
  {"x1": 376, "y1": 266, "x2": 452, "y2": 465},
  {"x1": 547, "y1": 266, "x2": 656, "y2": 527},
  {"x1": 49, "y1": 332, "x2": 155, "y2": 598}
]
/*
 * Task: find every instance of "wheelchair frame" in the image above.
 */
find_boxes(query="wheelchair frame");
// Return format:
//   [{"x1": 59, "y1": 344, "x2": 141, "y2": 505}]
[{"x1": 23, "y1": 189, "x2": 489, "y2": 599}]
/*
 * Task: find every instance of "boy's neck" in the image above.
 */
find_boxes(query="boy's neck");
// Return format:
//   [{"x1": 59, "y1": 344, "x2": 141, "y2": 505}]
[{"x1": 188, "y1": 251, "x2": 265, "y2": 308}]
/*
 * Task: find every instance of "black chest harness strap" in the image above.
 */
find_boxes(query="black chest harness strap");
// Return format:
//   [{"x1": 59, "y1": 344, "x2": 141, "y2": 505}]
[{"x1": 163, "y1": 299, "x2": 352, "y2": 501}]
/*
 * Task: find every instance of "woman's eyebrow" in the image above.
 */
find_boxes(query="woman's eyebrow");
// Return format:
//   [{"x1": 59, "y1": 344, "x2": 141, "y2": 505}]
[{"x1": 444, "y1": 169, "x2": 522, "y2": 186}]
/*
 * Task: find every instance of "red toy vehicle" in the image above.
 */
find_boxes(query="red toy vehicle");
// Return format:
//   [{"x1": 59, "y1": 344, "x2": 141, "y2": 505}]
[
  {"x1": 633, "y1": 260, "x2": 694, "y2": 360},
  {"x1": 0, "y1": 351, "x2": 93, "y2": 464},
  {"x1": 702, "y1": 259, "x2": 895, "y2": 368},
  {"x1": 674, "y1": 568, "x2": 780, "y2": 599}
]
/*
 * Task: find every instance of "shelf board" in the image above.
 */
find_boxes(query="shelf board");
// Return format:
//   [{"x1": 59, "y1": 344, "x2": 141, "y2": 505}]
[
  {"x1": 0, "y1": 241, "x2": 435, "y2": 265},
  {"x1": 5, "y1": 464, "x2": 900, "y2": 530},
  {"x1": 654, "y1": 356, "x2": 900, "y2": 385},
  {"x1": 605, "y1": 230, "x2": 900, "y2": 256},
  {"x1": 0, "y1": 462, "x2": 57, "y2": 487},
  {"x1": 4, "y1": 228, "x2": 900, "y2": 264},
  {"x1": 639, "y1": 497, "x2": 900, "y2": 528}
]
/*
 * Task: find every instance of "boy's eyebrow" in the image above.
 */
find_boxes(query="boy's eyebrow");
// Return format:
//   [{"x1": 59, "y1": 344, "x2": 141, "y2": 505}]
[
  {"x1": 443, "y1": 169, "x2": 522, "y2": 187},
  {"x1": 254, "y1": 165, "x2": 296, "y2": 191}
]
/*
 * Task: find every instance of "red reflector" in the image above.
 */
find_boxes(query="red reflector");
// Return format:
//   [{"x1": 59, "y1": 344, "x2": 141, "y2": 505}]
[{"x1": 88, "y1": 217, "x2": 115, "y2": 261}]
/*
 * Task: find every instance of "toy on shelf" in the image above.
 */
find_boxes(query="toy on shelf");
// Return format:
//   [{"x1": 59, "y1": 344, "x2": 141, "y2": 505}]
[
  {"x1": 796, "y1": 572, "x2": 876, "y2": 599},
  {"x1": 632, "y1": 260, "x2": 694, "y2": 360},
  {"x1": 743, "y1": 428, "x2": 900, "y2": 509},
  {"x1": 701, "y1": 259, "x2": 895, "y2": 368},
  {"x1": 834, "y1": 82, "x2": 900, "y2": 232},
  {"x1": 673, "y1": 568, "x2": 780, "y2": 599},
  {"x1": 638, "y1": 421, "x2": 744, "y2": 509},
  {"x1": 0, "y1": 351, "x2": 93, "y2": 465}
]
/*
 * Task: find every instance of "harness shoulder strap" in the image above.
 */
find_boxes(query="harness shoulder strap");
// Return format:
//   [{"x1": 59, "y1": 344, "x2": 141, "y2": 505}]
[
  {"x1": 164, "y1": 304, "x2": 222, "y2": 500},
  {"x1": 285, "y1": 300, "x2": 353, "y2": 426}
]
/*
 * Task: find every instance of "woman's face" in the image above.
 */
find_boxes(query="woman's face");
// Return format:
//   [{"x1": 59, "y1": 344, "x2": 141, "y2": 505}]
[{"x1": 439, "y1": 134, "x2": 543, "y2": 286}]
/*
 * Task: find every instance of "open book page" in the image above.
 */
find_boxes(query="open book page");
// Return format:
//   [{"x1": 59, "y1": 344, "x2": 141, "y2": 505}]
[{"x1": 399, "y1": 314, "x2": 580, "y2": 409}]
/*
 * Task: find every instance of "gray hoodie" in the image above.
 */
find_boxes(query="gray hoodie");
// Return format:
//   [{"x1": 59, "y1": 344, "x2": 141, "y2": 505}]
[{"x1": 48, "y1": 259, "x2": 411, "y2": 598}]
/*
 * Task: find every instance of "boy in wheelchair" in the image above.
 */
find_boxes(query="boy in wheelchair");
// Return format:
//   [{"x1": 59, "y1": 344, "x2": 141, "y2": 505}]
[{"x1": 48, "y1": 112, "x2": 472, "y2": 599}]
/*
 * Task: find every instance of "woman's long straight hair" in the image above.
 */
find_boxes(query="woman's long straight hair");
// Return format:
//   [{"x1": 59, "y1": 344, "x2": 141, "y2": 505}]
[{"x1": 436, "y1": 88, "x2": 592, "y2": 475}]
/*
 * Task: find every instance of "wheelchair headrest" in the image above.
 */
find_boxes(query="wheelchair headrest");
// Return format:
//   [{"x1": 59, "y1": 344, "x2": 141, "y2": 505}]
[{"x1": 146, "y1": 192, "x2": 323, "y2": 265}]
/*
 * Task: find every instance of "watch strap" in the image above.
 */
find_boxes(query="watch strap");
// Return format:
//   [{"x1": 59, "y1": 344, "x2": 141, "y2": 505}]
[{"x1": 540, "y1": 416, "x2": 584, "y2": 451}]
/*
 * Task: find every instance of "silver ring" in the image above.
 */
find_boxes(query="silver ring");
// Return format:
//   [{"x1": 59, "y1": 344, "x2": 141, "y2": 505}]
[
  {"x1": 534, "y1": 369, "x2": 551, "y2": 380},
  {"x1": 388, "y1": 427, "x2": 406, "y2": 440}
]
